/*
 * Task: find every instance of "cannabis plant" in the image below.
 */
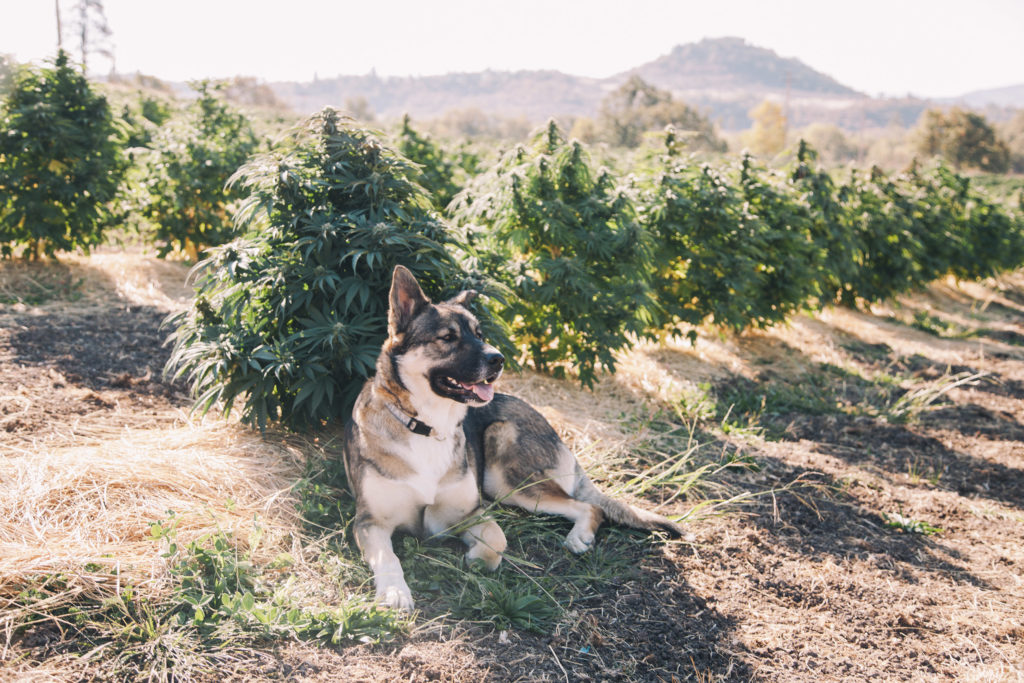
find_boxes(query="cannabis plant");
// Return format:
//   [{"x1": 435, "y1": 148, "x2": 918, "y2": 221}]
[
  {"x1": 0, "y1": 51, "x2": 125, "y2": 259},
  {"x1": 138, "y1": 82, "x2": 259, "y2": 259},
  {"x1": 452, "y1": 120, "x2": 655, "y2": 386},
  {"x1": 166, "y1": 109, "x2": 506, "y2": 430}
]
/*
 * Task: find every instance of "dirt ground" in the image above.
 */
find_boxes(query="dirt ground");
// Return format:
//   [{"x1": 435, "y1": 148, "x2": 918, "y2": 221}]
[{"x1": 2, "y1": 251, "x2": 1023, "y2": 682}]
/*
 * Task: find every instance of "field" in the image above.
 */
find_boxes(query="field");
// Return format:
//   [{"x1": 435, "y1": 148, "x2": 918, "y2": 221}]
[{"x1": 2, "y1": 250, "x2": 1023, "y2": 682}]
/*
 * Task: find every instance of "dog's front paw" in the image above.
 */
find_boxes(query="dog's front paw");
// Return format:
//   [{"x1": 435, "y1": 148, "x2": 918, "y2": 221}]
[
  {"x1": 378, "y1": 582, "x2": 414, "y2": 612},
  {"x1": 565, "y1": 528, "x2": 595, "y2": 554}
]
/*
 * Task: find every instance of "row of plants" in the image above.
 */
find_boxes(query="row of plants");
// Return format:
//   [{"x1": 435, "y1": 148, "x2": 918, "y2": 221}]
[
  {"x1": 167, "y1": 115, "x2": 1024, "y2": 431},
  {"x1": 4, "y1": 56, "x2": 1024, "y2": 432}
]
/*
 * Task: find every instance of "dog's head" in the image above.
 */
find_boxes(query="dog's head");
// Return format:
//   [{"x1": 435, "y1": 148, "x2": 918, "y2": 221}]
[{"x1": 387, "y1": 265, "x2": 503, "y2": 406}]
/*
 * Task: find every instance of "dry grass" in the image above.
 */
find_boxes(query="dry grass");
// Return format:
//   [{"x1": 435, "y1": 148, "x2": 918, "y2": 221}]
[{"x1": 0, "y1": 420, "x2": 308, "y2": 600}]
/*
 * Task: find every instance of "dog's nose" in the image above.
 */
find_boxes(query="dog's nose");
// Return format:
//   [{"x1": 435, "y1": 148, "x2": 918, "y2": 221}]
[{"x1": 486, "y1": 352, "x2": 504, "y2": 369}]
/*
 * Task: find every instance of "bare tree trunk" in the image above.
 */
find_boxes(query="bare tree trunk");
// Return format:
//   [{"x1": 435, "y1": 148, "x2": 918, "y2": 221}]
[
  {"x1": 55, "y1": 0, "x2": 63, "y2": 50},
  {"x1": 78, "y1": 1, "x2": 88, "y2": 73}
]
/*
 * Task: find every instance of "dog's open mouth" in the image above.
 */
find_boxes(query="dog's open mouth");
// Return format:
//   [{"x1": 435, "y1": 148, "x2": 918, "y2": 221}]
[{"x1": 436, "y1": 374, "x2": 496, "y2": 403}]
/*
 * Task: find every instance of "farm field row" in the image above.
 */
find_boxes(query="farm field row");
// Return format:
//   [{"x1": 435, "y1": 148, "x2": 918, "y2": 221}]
[{"x1": 1, "y1": 250, "x2": 1023, "y2": 681}]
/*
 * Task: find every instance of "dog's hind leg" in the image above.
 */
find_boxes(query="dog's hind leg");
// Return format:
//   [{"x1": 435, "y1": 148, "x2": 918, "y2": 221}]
[{"x1": 506, "y1": 482, "x2": 605, "y2": 554}]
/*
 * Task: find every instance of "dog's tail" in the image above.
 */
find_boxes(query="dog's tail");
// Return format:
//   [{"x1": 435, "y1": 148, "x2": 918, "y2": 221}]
[{"x1": 573, "y1": 467, "x2": 684, "y2": 538}]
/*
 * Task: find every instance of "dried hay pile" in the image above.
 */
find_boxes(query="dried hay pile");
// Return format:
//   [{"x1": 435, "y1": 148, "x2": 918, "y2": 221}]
[{"x1": 0, "y1": 419, "x2": 310, "y2": 608}]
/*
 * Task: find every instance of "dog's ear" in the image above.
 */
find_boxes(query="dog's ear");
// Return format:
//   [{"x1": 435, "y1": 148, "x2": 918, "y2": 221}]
[
  {"x1": 446, "y1": 289, "x2": 478, "y2": 308},
  {"x1": 389, "y1": 265, "x2": 430, "y2": 336}
]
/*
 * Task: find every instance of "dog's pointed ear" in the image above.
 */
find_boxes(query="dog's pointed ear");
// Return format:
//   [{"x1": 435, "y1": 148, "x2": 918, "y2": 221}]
[
  {"x1": 446, "y1": 289, "x2": 479, "y2": 308},
  {"x1": 389, "y1": 265, "x2": 430, "y2": 336}
]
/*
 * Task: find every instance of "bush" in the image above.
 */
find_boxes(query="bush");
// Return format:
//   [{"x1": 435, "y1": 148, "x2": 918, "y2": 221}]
[
  {"x1": 840, "y1": 166, "x2": 929, "y2": 302},
  {"x1": 0, "y1": 51, "x2": 125, "y2": 259},
  {"x1": 394, "y1": 114, "x2": 461, "y2": 212},
  {"x1": 166, "y1": 109, "x2": 507, "y2": 430},
  {"x1": 137, "y1": 82, "x2": 259, "y2": 259},
  {"x1": 638, "y1": 137, "x2": 818, "y2": 332},
  {"x1": 790, "y1": 141, "x2": 862, "y2": 305},
  {"x1": 452, "y1": 120, "x2": 655, "y2": 385},
  {"x1": 915, "y1": 108, "x2": 1010, "y2": 173},
  {"x1": 734, "y1": 153, "x2": 823, "y2": 323}
]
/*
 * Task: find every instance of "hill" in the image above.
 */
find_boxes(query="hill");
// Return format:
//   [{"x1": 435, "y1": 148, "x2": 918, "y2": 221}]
[
  {"x1": 949, "y1": 82, "x2": 1024, "y2": 108},
  {"x1": 623, "y1": 36, "x2": 861, "y2": 97},
  {"x1": 271, "y1": 69, "x2": 606, "y2": 123}
]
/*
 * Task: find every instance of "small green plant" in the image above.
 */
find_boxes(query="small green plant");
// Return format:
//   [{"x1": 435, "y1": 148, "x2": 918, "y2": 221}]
[
  {"x1": 0, "y1": 51, "x2": 126, "y2": 259},
  {"x1": 910, "y1": 311, "x2": 970, "y2": 338},
  {"x1": 150, "y1": 513, "x2": 406, "y2": 644},
  {"x1": 882, "y1": 511, "x2": 943, "y2": 536}
]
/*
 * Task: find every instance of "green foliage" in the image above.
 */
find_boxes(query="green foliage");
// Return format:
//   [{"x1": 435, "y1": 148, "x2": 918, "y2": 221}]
[
  {"x1": 882, "y1": 511, "x2": 943, "y2": 536},
  {"x1": 734, "y1": 153, "x2": 822, "y2": 323},
  {"x1": 599, "y1": 76, "x2": 725, "y2": 151},
  {"x1": 791, "y1": 140, "x2": 863, "y2": 305},
  {"x1": 118, "y1": 92, "x2": 172, "y2": 149},
  {"x1": 0, "y1": 51, "x2": 125, "y2": 259},
  {"x1": 166, "y1": 108, "x2": 508, "y2": 430},
  {"x1": 840, "y1": 163, "x2": 1024, "y2": 301},
  {"x1": 639, "y1": 136, "x2": 818, "y2": 332},
  {"x1": 148, "y1": 515, "x2": 403, "y2": 645},
  {"x1": 394, "y1": 114, "x2": 461, "y2": 211},
  {"x1": 840, "y1": 166, "x2": 929, "y2": 302},
  {"x1": 915, "y1": 108, "x2": 1010, "y2": 173},
  {"x1": 136, "y1": 82, "x2": 259, "y2": 258},
  {"x1": 452, "y1": 120, "x2": 655, "y2": 385}
]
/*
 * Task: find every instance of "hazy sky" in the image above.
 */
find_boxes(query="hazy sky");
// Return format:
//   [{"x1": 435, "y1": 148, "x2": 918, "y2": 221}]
[{"x1": 3, "y1": 0, "x2": 1022, "y2": 98}]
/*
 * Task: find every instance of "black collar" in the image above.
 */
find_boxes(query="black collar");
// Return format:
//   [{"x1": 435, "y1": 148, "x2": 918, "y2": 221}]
[{"x1": 385, "y1": 401, "x2": 435, "y2": 438}]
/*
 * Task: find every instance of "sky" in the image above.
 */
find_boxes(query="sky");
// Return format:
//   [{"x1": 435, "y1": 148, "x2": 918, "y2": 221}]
[{"x1": 3, "y1": 0, "x2": 1023, "y2": 99}]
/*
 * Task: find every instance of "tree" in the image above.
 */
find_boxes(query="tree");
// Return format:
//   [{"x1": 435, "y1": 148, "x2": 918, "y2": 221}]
[
  {"x1": 999, "y1": 110, "x2": 1024, "y2": 174},
  {"x1": 166, "y1": 109, "x2": 508, "y2": 430},
  {"x1": 452, "y1": 120, "x2": 655, "y2": 385},
  {"x1": 0, "y1": 51, "x2": 125, "y2": 259},
  {"x1": 915, "y1": 108, "x2": 1009, "y2": 172},
  {"x1": 796, "y1": 123, "x2": 858, "y2": 165},
  {"x1": 61, "y1": 0, "x2": 114, "y2": 75},
  {"x1": 743, "y1": 100, "x2": 787, "y2": 157},
  {"x1": 598, "y1": 76, "x2": 725, "y2": 151}
]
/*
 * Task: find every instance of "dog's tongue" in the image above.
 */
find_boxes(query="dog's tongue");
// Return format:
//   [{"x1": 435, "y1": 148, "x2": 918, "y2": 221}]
[{"x1": 462, "y1": 381, "x2": 494, "y2": 402}]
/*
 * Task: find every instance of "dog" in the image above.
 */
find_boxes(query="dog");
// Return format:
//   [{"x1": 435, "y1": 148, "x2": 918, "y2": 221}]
[{"x1": 343, "y1": 265, "x2": 682, "y2": 611}]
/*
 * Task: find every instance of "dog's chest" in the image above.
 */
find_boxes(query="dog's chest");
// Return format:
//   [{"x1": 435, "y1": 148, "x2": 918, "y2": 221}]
[{"x1": 393, "y1": 432, "x2": 465, "y2": 505}]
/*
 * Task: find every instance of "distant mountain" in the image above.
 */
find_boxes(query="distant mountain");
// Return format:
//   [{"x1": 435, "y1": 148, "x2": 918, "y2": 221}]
[
  {"x1": 265, "y1": 37, "x2": 1011, "y2": 132},
  {"x1": 271, "y1": 70, "x2": 605, "y2": 123},
  {"x1": 947, "y1": 83, "x2": 1024, "y2": 108}
]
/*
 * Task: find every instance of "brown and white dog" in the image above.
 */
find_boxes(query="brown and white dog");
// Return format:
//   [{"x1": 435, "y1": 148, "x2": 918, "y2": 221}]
[{"x1": 343, "y1": 265, "x2": 682, "y2": 611}]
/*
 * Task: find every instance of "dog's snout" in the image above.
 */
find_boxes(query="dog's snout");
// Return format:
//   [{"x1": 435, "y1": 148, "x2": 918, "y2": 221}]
[{"x1": 487, "y1": 352, "x2": 505, "y2": 370}]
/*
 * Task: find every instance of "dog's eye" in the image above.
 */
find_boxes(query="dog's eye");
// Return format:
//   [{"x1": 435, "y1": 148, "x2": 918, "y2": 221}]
[
  {"x1": 439, "y1": 332, "x2": 458, "y2": 343},
  {"x1": 473, "y1": 328, "x2": 483, "y2": 340}
]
